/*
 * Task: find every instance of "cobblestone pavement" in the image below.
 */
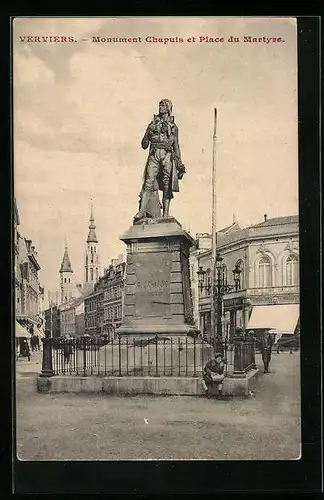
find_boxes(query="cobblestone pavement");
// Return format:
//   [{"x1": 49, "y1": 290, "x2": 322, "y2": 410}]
[{"x1": 15, "y1": 351, "x2": 300, "y2": 461}]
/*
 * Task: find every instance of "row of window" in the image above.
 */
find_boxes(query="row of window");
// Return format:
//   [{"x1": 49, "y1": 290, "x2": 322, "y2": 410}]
[
  {"x1": 85, "y1": 268, "x2": 99, "y2": 282},
  {"x1": 104, "y1": 285, "x2": 122, "y2": 301},
  {"x1": 104, "y1": 304, "x2": 122, "y2": 321},
  {"x1": 86, "y1": 300, "x2": 97, "y2": 312},
  {"x1": 85, "y1": 255, "x2": 98, "y2": 265},
  {"x1": 61, "y1": 313, "x2": 74, "y2": 323},
  {"x1": 258, "y1": 254, "x2": 299, "y2": 287},
  {"x1": 85, "y1": 316, "x2": 97, "y2": 328},
  {"x1": 198, "y1": 254, "x2": 299, "y2": 293},
  {"x1": 61, "y1": 324, "x2": 74, "y2": 334}
]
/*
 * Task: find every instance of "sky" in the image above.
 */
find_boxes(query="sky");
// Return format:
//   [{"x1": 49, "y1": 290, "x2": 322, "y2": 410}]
[{"x1": 13, "y1": 17, "x2": 298, "y2": 303}]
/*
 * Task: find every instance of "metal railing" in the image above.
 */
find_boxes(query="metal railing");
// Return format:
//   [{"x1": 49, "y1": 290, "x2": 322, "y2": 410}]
[
  {"x1": 49, "y1": 336, "x2": 215, "y2": 378},
  {"x1": 232, "y1": 340, "x2": 256, "y2": 374},
  {"x1": 41, "y1": 335, "x2": 255, "y2": 378}
]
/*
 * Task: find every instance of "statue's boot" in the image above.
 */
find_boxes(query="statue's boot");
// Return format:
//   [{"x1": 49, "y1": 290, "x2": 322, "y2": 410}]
[
  {"x1": 134, "y1": 190, "x2": 151, "y2": 221},
  {"x1": 162, "y1": 197, "x2": 171, "y2": 218}
]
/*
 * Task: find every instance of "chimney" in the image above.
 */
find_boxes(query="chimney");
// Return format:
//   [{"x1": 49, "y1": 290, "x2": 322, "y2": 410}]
[{"x1": 264, "y1": 214, "x2": 267, "y2": 222}]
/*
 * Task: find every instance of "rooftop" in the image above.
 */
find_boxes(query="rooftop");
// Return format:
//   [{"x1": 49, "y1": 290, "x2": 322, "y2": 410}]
[
  {"x1": 60, "y1": 245, "x2": 73, "y2": 273},
  {"x1": 195, "y1": 214, "x2": 298, "y2": 257},
  {"x1": 87, "y1": 204, "x2": 98, "y2": 243},
  {"x1": 250, "y1": 215, "x2": 298, "y2": 228}
]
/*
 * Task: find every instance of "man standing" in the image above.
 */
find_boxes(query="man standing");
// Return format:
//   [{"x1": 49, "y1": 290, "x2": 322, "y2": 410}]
[
  {"x1": 260, "y1": 330, "x2": 275, "y2": 373},
  {"x1": 134, "y1": 99, "x2": 186, "y2": 222}
]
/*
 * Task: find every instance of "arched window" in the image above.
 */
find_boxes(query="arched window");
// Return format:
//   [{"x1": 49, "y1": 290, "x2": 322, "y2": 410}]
[
  {"x1": 68, "y1": 278, "x2": 70, "y2": 283},
  {"x1": 221, "y1": 264, "x2": 228, "y2": 284},
  {"x1": 258, "y1": 256, "x2": 272, "y2": 287},
  {"x1": 205, "y1": 268, "x2": 211, "y2": 294},
  {"x1": 86, "y1": 255, "x2": 88, "y2": 265},
  {"x1": 285, "y1": 254, "x2": 299, "y2": 285},
  {"x1": 235, "y1": 260, "x2": 244, "y2": 289},
  {"x1": 64, "y1": 278, "x2": 67, "y2": 283},
  {"x1": 90, "y1": 268, "x2": 94, "y2": 281}
]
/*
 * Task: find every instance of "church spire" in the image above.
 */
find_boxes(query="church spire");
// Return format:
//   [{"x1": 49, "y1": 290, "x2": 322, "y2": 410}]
[
  {"x1": 60, "y1": 242, "x2": 73, "y2": 273},
  {"x1": 87, "y1": 202, "x2": 98, "y2": 243}
]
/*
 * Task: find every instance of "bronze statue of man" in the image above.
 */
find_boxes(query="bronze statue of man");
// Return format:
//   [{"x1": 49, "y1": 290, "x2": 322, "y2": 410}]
[{"x1": 134, "y1": 99, "x2": 186, "y2": 222}]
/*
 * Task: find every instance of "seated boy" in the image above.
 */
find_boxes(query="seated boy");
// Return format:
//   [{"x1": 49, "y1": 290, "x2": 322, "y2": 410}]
[{"x1": 202, "y1": 353, "x2": 226, "y2": 397}]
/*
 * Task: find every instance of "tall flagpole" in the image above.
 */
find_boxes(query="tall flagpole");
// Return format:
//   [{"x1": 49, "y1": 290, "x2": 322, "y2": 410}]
[{"x1": 211, "y1": 108, "x2": 218, "y2": 350}]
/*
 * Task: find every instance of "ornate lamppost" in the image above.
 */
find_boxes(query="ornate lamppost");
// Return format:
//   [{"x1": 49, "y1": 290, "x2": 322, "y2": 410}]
[{"x1": 197, "y1": 253, "x2": 241, "y2": 353}]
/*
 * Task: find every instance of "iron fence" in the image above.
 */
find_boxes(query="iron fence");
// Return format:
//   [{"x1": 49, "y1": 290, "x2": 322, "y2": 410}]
[
  {"x1": 50, "y1": 336, "x2": 216, "y2": 377},
  {"x1": 233, "y1": 340, "x2": 256, "y2": 373},
  {"x1": 47, "y1": 335, "x2": 254, "y2": 378}
]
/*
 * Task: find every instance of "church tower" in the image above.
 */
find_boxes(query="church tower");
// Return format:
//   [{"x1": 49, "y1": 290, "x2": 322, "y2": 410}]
[
  {"x1": 84, "y1": 203, "x2": 100, "y2": 285},
  {"x1": 59, "y1": 242, "x2": 75, "y2": 303}
]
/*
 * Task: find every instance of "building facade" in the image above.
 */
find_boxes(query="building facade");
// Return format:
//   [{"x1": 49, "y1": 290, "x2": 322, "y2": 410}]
[
  {"x1": 84, "y1": 255, "x2": 126, "y2": 339},
  {"x1": 14, "y1": 198, "x2": 44, "y2": 326},
  {"x1": 191, "y1": 215, "x2": 299, "y2": 340},
  {"x1": 60, "y1": 296, "x2": 85, "y2": 338},
  {"x1": 44, "y1": 304, "x2": 61, "y2": 338},
  {"x1": 84, "y1": 289, "x2": 102, "y2": 336},
  {"x1": 14, "y1": 198, "x2": 23, "y2": 317}
]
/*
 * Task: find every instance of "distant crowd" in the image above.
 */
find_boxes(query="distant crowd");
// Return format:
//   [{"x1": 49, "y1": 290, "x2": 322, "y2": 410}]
[{"x1": 16, "y1": 319, "x2": 44, "y2": 361}]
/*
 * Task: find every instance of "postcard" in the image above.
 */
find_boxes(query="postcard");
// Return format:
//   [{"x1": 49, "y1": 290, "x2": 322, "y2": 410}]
[{"x1": 13, "y1": 16, "x2": 300, "y2": 464}]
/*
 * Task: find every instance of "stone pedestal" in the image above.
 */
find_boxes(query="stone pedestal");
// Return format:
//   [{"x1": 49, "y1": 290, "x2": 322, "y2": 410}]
[{"x1": 116, "y1": 217, "x2": 198, "y2": 338}]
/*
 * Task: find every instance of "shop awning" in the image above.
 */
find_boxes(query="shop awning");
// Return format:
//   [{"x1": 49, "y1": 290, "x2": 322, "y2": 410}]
[
  {"x1": 34, "y1": 326, "x2": 45, "y2": 338},
  {"x1": 247, "y1": 304, "x2": 299, "y2": 334},
  {"x1": 15, "y1": 315, "x2": 39, "y2": 325},
  {"x1": 15, "y1": 321, "x2": 32, "y2": 338}
]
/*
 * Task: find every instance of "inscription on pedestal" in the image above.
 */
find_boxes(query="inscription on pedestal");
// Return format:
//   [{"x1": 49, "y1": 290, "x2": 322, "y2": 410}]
[{"x1": 135, "y1": 252, "x2": 172, "y2": 317}]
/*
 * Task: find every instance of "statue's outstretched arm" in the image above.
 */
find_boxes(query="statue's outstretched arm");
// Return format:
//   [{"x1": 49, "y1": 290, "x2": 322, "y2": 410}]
[
  {"x1": 173, "y1": 126, "x2": 182, "y2": 162},
  {"x1": 173, "y1": 125, "x2": 186, "y2": 179},
  {"x1": 141, "y1": 125, "x2": 151, "y2": 150}
]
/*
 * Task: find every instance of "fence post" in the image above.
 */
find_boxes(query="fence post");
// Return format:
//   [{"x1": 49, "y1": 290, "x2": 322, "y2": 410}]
[
  {"x1": 82, "y1": 337, "x2": 87, "y2": 377},
  {"x1": 40, "y1": 330, "x2": 54, "y2": 377},
  {"x1": 233, "y1": 339, "x2": 244, "y2": 374},
  {"x1": 118, "y1": 335, "x2": 122, "y2": 376},
  {"x1": 224, "y1": 341, "x2": 228, "y2": 376},
  {"x1": 155, "y1": 335, "x2": 158, "y2": 377},
  {"x1": 126, "y1": 337, "x2": 129, "y2": 376},
  {"x1": 178, "y1": 337, "x2": 181, "y2": 376},
  {"x1": 251, "y1": 341, "x2": 256, "y2": 369}
]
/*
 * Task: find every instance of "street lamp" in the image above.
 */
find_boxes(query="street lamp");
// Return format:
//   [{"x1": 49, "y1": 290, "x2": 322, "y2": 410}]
[
  {"x1": 197, "y1": 253, "x2": 242, "y2": 351},
  {"x1": 197, "y1": 266, "x2": 209, "y2": 293}
]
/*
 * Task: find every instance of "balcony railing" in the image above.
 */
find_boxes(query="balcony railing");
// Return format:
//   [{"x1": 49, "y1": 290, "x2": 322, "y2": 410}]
[{"x1": 247, "y1": 286, "x2": 299, "y2": 295}]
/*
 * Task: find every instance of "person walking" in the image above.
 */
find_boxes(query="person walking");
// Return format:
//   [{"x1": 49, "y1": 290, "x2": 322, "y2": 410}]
[
  {"x1": 62, "y1": 336, "x2": 73, "y2": 364},
  {"x1": 30, "y1": 335, "x2": 35, "y2": 353},
  {"x1": 20, "y1": 339, "x2": 31, "y2": 361}
]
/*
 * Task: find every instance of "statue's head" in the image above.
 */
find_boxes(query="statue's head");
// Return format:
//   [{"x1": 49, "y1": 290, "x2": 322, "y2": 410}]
[{"x1": 159, "y1": 99, "x2": 173, "y2": 115}]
